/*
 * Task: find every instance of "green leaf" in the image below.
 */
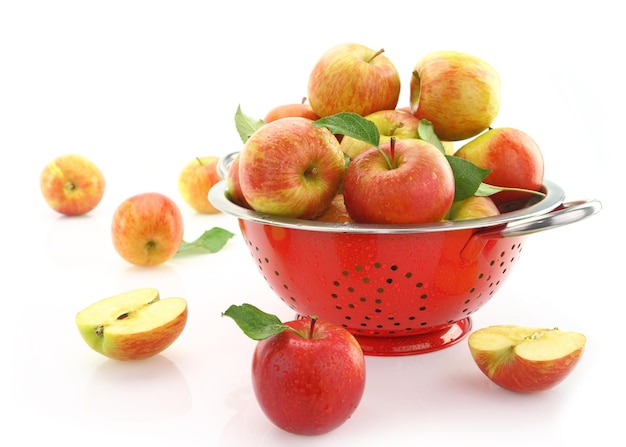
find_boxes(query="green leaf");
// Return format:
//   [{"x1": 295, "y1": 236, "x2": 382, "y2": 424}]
[
  {"x1": 222, "y1": 303, "x2": 290, "y2": 340},
  {"x1": 446, "y1": 155, "x2": 492, "y2": 201},
  {"x1": 176, "y1": 227, "x2": 235, "y2": 255},
  {"x1": 417, "y1": 119, "x2": 445, "y2": 153},
  {"x1": 235, "y1": 105, "x2": 265, "y2": 144},
  {"x1": 474, "y1": 182, "x2": 504, "y2": 197},
  {"x1": 313, "y1": 112, "x2": 380, "y2": 149}
]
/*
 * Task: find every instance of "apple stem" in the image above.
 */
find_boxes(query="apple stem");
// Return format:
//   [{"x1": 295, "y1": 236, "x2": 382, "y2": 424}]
[
  {"x1": 390, "y1": 136, "x2": 396, "y2": 165},
  {"x1": 195, "y1": 157, "x2": 203, "y2": 165},
  {"x1": 308, "y1": 315, "x2": 318, "y2": 339},
  {"x1": 367, "y1": 48, "x2": 385, "y2": 63}
]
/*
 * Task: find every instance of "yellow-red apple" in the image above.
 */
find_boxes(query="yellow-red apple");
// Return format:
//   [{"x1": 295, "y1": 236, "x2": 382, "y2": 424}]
[
  {"x1": 454, "y1": 127, "x2": 545, "y2": 205},
  {"x1": 238, "y1": 116, "x2": 345, "y2": 219},
  {"x1": 177, "y1": 156, "x2": 221, "y2": 214},
  {"x1": 40, "y1": 154, "x2": 105, "y2": 216},
  {"x1": 111, "y1": 192, "x2": 184, "y2": 266},
  {"x1": 75, "y1": 288, "x2": 188, "y2": 361},
  {"x1": 264, "y1": 99, "x2": 320, "y2": 123},
  {"x1": 468, "y1": 325, "x2": 586, "y2": 393},
  {"x1": 307, "y1": 43, "x2": 401, "y2": 118},
  {"x1": 410, "y1": 50, "x2": 501, "y2": 141}
]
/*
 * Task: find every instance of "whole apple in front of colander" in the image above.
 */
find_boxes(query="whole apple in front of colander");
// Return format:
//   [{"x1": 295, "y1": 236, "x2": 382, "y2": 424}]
[
  {"x1": 223, "y1": 304, "x2": 366, "y2": 436},
  {"x1": 343, "y1": 137, "x2": 455, "y2": 224}
]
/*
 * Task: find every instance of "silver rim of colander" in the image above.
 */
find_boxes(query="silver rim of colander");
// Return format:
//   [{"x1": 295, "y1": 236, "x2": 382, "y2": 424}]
[{"x1": 208, "y1": 179, "x2": 566, "y2": 234}]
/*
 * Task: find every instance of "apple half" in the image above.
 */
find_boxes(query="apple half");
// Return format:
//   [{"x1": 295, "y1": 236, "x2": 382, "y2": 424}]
[
  {"x1": 76, "y1": 288, "x2": 188, "y2": 361},
  {"x1": 468, "y1": 325, "x2": 586, "y2": 393}
]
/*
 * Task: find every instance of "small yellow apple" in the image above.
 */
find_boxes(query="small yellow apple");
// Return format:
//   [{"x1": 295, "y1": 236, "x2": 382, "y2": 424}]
[
  {"x1": 178, "y1": 156, "x2": 221, "y2": 214},
  {"x1": 75, "y1": 288, "x2": 188, "y2": 361},
  {"x1": 40, "y1": 154, "x2": 105, "y2": 216}
]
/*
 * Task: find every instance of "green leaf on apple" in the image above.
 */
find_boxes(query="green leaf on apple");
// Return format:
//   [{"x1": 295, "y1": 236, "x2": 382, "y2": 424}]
[
  {"x1": 417, "y1": 119, "x2": 446, "y2": 153},
  {"x1": 235, "y1": 105, "x2": 265, "y2": 143},
  {"x1": 313, "y1": 112, "x2": 380, "y2": 149},
  {"x1": 445, "y1": 155, "x2": 492, "y2": 201},
  {"x1": 176, "y1": 227, "x2": 235, "y2": 255},
  {"x1": 222, "y1": 303, "x2": 291, "y2": 340}
]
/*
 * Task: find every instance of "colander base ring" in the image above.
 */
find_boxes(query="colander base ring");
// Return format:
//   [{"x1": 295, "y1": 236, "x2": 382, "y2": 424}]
[{"x1": 351, "y1": 317, "x2": 472, "y2": 356}]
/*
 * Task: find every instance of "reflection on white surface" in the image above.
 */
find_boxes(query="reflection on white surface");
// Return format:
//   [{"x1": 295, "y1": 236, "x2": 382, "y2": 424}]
[{"x1": 83, "y1": 355, "x2": 192, "y2": 421}]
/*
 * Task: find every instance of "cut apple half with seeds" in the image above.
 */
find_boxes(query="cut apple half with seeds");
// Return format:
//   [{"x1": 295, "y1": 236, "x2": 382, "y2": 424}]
[
  {"x1": 75, "y1": 288, "x2": 188, "y2": 361},
  {"x1": 468, "y1": 325, "x2": 586, "y2": 393}
]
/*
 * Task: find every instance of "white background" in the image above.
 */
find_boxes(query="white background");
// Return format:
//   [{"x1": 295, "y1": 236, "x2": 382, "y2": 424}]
[{"x1": 1, "y1": 1, "x2": 621, "y2": 446}]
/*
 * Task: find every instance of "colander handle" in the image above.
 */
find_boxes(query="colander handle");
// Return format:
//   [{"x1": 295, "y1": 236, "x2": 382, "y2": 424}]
[
  {"x1": 499, "y1": 198, "x2": 602, "y2": 238},
  {"x1": 460, "y1": 198, "x2": 602, "y2": 260},
  {"x1": 217, "y1": 151, "x2": 240, "y2": 180}
]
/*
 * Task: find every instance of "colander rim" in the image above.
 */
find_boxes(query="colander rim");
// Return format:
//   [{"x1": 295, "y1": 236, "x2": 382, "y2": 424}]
[{"x1": 208, "y1": 179, "x2": 566, "y2": 234}]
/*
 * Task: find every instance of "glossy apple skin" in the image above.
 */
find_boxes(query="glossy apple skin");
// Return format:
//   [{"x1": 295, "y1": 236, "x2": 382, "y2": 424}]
[
  {"x1": 264, "y1": 102, "x2": 320, "y2": 123},
  {"x1": 410, "y1": 50, "x2": 501, "y2": 141},
  {"x1": 343, "y1": 138, "x2": 455, "y2": 224},
  {"x1": 454, "y1": 127, "x2": 544, "y2": 205},
  {"x1": 111, "y1": 192, "x2": 184, "y2": 266},
  {"x1": 40, "y1": 154, "x2": 105, "y2": 216},
  {"x1": 340, "y1": 109, "x2": 421, "y2": 160},
  {"x1": 177, "y1": 156, "x2": 221, "y2": 214},
  {"x1": 447, "y1": 195, "x2": 500, "y2": 221},
  {"x1": 468, "y1": 326, "x2": 586, "y2": 393},
  {"x1": 307, "y1": 43, "x2": 401, "y2": 118},
  {"x1": 238, "y1": 117, "x2": 346, "y2": 219},
  {"x1": 252, "y1": 318, "x2": 366, "y2": 436}
]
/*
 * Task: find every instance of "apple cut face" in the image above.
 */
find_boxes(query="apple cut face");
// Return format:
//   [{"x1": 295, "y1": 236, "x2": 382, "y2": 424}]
[
  {"x1": 76, "y1": 288, "x2": 188, "y2": 361},
  {"x1": 468, "y1": 325, "x2": 586, "y2": 393}
]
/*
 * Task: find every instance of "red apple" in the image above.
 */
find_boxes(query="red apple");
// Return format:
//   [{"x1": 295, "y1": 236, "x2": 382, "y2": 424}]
[
  {"x1": 111, "y1": 192, "x2": 184, "y2": 266},
  {"x1": 447, "y1": 195, "x2": 500, "y2": 221},
  {"x1": 264, "y1": 98, "x2": 320, "y2": 123},
  {"x1": 453, "y1": 127, "x2": 545, "y2": 205},
  {"x1": 40, "y1": 154, "x2": 105, "y2": 216},
  {"x1": 468, "y1": 325, "x2": 586, "y2": 393},
  {"x1": 238, "y1": 116, "x2": 346, "y2": 219},
  {"x1": 307, "y1": 43, "x2": 401, "y2": 118},
  {"x1": 177, "y1": 156, "x2": 221, "y2": 214},
  {"x1": 222, "y1": 304, "x2": 366, "y2": 436},
  {"x1": 343, "y1": 138, "x2": 455, "y2": 224},
  {"x1": 410, "y1": 50, "x2": 501, "y2": 141},
  {"x1": 340, "y1": 109, "x2": 421, "y2": 160}
]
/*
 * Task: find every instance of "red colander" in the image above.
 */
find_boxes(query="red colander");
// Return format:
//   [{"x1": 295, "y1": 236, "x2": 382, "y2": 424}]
[{"x1": 210, "y1": 158, "x2": 601, "y2": 356}]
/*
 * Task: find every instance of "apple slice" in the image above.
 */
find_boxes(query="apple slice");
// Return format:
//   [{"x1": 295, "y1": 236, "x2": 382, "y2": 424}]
[
  {"x1": 468, "y1": 325, "x2": 586, "y2": 393},
  {"x1": 76, "y1": 288, "x2": 188, "y2": 361}
]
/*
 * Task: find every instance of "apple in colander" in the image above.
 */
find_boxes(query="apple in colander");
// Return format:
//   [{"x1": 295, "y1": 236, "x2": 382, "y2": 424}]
[
  {"x1": 468, "y1": 325, "x2": 586, "y2": 393},
  {"x1": 343, "y1": 137, "x2": 455, "y2": 224},
  {"x1": 238, "y1": 116, "x2": 346, "y2": 219},
  {"x1": 223, "y1": 304, "x2": 366, "y2": 436}
]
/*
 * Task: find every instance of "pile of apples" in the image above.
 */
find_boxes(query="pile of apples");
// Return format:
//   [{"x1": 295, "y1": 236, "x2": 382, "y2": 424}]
[
  {"x1": 227, "y1": 42, "x2": 546, "y2": 225},
  {"x1": 218, "y1": 42, "x2": 587, "y2": 434}
]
